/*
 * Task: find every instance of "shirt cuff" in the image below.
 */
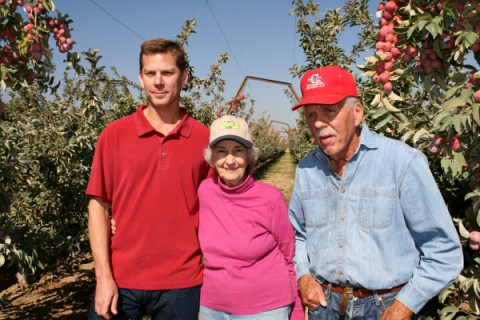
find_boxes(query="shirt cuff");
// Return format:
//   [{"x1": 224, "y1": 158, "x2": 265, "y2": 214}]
[
  {"x1": 294, "y1": 263, "x2": 311, "y2": 282},
  {"x1": 394, "y1": 282, "x2": 428, "y2": 314}
]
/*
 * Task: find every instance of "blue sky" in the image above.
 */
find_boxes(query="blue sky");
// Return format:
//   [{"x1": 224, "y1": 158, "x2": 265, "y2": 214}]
[{"x1": 52, "y1": 0, "x2": 376, "y2": 130}]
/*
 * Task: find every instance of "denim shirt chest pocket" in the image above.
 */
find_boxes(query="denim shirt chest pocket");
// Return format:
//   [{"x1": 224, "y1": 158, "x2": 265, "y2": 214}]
[
  {"x1": 300, "y1": 189, "x2": 330, "y2": 228},
  {"x1": 350, "y1": 187, "x2": 396, "y2": 229}
]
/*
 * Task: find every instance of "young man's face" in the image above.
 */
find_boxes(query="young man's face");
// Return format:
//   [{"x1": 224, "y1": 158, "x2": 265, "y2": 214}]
[
  {"x1": 138, "y1": 52, "x2": 188, "y2": 110},
  {"x1": 304, "y1": 100, "x2": 363, "y2": 162}
]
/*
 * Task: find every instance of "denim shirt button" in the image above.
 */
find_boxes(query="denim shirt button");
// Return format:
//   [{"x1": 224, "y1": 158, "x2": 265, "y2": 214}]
[{"x1": 340, "y1": 188, "x2": 345, "y2": 193}]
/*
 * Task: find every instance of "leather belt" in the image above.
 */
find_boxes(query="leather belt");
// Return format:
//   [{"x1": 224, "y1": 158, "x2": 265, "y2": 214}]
[{"x1": 321, "y1": 282, "x2": 405, "y2": 315}]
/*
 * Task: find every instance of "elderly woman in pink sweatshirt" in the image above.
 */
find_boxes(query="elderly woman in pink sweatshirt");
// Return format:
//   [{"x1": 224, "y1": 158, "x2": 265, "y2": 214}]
[{"x1": 198, "y1": 115, "x2": 303, "y2": 320}]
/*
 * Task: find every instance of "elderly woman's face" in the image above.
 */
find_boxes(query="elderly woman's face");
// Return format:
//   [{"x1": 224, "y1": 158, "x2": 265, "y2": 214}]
[{"x1": 212, "y1": 139, "x2": 248, "y2": 187}]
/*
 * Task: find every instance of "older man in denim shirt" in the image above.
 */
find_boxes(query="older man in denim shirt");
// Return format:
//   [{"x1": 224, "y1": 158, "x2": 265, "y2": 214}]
[{"x1": 289, "y1": 66, "x2": 463, "y2": 319}]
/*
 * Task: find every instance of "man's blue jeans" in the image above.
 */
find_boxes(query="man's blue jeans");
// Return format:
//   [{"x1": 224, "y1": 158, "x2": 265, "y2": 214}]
[
  {"x1": 88, "y1": 285, "x2": 200, "y2": 320},
  {"x1": 307, "y1": 288, "x2": 419, "y2": 320}
]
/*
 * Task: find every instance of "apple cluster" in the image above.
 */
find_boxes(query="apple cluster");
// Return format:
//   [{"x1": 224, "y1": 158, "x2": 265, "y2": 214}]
[
  {"x1": 374, "y1": 0, "x2": 449, "y2": 90},
  {"x1": 225, "y1": 94, "x2": 246, "y2": 114},
  {"x1": 427, "y1": 134, "x2": 462, "y2": 155},
  {"x1": 0, "y1": 0, "x2": 75, "y2": 114},
  {"x1": 47, "y1": 18, "x2": 74, "y2": 53},
  {"x1": 374, "y1": 0, "x2": 480, "y2": 92},
  {"x1": 373, "y1": 0, "x2": 404, "y2": 92},
  {"x1": 0, "y1": 0, "x2": 74, "y2": 64}
]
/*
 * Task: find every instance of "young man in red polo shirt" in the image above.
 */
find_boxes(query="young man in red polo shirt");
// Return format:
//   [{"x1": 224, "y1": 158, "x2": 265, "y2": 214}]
[{"x1": 86, "y1": 38, "x2": 211, "y2": 320}]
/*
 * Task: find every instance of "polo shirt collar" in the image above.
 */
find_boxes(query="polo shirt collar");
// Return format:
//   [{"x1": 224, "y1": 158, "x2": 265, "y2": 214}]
[{"x1": 134, "y1": 104, "x2": 193, "y2": 138}]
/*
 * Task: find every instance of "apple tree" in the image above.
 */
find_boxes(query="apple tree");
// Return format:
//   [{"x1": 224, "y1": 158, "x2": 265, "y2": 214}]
[{"x1": 360, "y1": 0, "x2": 479, "y2": 317}]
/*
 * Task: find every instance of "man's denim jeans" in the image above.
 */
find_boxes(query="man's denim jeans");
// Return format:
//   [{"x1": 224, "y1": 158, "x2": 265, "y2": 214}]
[
  {"x1": 307, "y1": 288, "x2": 418, "y2": 320},
  {"x1": 88, "y1": 285, "x2": 200, "y2": 320}
]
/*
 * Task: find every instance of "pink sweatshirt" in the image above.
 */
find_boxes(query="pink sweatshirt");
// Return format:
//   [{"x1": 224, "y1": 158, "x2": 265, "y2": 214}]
[{"x1": 198, "y1": 174, "x2": 304, "y2": 319}]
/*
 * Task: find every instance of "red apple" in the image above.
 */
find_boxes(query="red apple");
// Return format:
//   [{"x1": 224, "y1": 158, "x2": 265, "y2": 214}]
[
  {"x1": 428, "y1": 134, "x2": 443, "y2": 154},
  {"x1": 448, "y1": 137, "x2": 461, "y2": 151},
  {"x1": 383, "y1": 81, "x2": 393, "y2": 92},
  {"x1": 474, "y1": 90, "x2": 480, "y2": 103},
  {"x1": 470, "y1": 230, "x2": 480, "y2": 244},
  {"x1": 385, "y1": 1, "x2": 397, "y2": 13}
]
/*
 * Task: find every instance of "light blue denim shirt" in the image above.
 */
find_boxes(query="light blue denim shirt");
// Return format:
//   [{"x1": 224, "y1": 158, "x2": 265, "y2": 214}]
[{"x1": 289, "y1": 124, "x2": 463, "y2": 313}]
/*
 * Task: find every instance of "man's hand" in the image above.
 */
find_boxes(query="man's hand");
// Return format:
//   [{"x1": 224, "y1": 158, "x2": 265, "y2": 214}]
[
  {"x1": 88, "y1": 197, "x2": 118, "y2": 319},
  {"x1": 297, "y1": 275, "x2": 327, "y2": 310},
  {"x1": 111, "y1": 218, "x2": 116, "y2": 236},
  {"x1": 381, "y1": 299, "x2": 414, "y2": 320},
  {"x1": 94, "y1": 277, "x2": 119, "y2": 319}
]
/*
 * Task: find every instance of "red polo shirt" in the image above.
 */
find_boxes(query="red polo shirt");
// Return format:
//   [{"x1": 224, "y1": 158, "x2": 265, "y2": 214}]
[{"x1": 86, "y1": 105, "x2": 210, "y2": 290}]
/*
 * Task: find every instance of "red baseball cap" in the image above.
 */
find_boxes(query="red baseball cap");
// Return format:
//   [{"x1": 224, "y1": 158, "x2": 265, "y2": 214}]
[{"x1": 292, "y1": 66, "x2": 358, "y2": 111}]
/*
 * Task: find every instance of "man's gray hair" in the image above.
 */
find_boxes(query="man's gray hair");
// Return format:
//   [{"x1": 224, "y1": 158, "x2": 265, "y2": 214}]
[{"x1": 344, "y1": 96, "x2": 360, "y2": 110}]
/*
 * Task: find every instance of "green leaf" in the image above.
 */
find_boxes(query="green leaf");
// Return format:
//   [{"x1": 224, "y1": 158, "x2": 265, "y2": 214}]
[
  {"x1": 43, "y1": 0, "x2": 55, "y2": 11},
  {"x1": 443, "y1": 98, "x2": 466, "y2": 111},
  {"x1": 364, "y1": 56, "x2": 378, "y2": 64},
  {"x1": 457, "y1": 30, "x2": 479, "y2": 48},
  {"x1": 470, "y1": 294, "x2": 480, "y2": 314},
  {"x1": 375, "y1": 115, "x2": 391, "y2": 130},
  {"x1": 425, "y1": 16, "x2": 442, "y2": 38},
  {"x1": 387, "y1": 91, "x2": 404, "y2": 101},
  {"x1": 452, "y1": 115, "x2": 463, "y2": 133},
  {"x1": 382, "y1": 97, "x2": 401, "y2": 112},
  {"x1": 417, "y1": 19, "x2": 430, "y2": 31},
  {"x1": 413, "y1": 128, "x2": 430, "y2": 144},
  {"x1": 433, "y1": 112, "x2": 449, "y2": 127},
  {"x1": 444, "y1": 84, "x2": 463, "y2": 100},
  {"x1": 458, "y1": 219, "x2": 470, "y2": 239},
  {"x1": 439, "y1": 115, "x2": 453, "y2": 132},
  {"x1": 401, "y1": 130, "x2": 416, "y2": 143},
  {"x1": 370, "y1": 107, "x2": 388, "y2": 120},
  {"x1": 452, "y1": 152, "x2": 467, "y2": 177},
  {"x1": 371, "y1": 93, "x2": 381, "y2": 107},
  {"x1": 440, "y1": 305, "x2": 459, "y2": 320},
  {"x1": 473, "y1": 103, "x2": 480, "y2": 125}
]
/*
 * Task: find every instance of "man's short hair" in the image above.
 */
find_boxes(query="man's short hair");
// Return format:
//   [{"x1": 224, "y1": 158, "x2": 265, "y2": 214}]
[{"x1": 139, "y1": 38, "x2": 188, "y2": 72}]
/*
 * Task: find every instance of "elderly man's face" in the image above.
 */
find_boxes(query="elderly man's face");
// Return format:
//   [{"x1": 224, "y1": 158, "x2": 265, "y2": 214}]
[{"x1": 304, "y1": 99, "x2": 363, "y2": 162}]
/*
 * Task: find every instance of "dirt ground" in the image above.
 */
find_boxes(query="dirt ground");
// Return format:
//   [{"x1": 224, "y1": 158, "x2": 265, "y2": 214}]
[
  {"x1": 0, "y1": 253, "x2": 95, "y2": 319},
  {"x1": 0, "y1": 152, "x2": 297, "y2": 319}
]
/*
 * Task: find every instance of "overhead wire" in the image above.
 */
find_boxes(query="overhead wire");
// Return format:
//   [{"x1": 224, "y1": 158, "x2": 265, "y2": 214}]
[
  {"x1": 292, "y1": 13, "x2": 298, "y2": 82},
  {"x1": 205, "y1": 1, "x2": 246, "y2": 79},
  {"x1": 194, "y1": 0, "x2": 208, "y2": 21},
  {"x1": 87, "y1": 0, "x2": 146, "y2": 41}
]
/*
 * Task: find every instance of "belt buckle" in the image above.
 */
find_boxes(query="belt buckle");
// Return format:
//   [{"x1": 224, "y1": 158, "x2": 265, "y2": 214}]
[{"x1": 339, "y1": 287, "x2": 354, "y2": 316}]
